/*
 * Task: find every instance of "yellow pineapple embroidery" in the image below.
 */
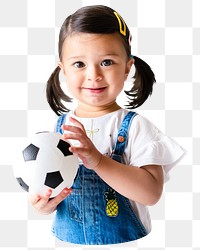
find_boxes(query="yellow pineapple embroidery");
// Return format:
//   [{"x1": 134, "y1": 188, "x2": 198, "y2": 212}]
[{"x1": 104, "y1": 188, "x2": 119, "y2": 217}]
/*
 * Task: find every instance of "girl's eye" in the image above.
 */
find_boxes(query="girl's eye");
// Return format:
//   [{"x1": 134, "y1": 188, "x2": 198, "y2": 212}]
[
  {"x1": 101, "y1": 60, "x2": 113, "y2": 67},
  {"x1": 73, "y1": 61, "x2": 85, "y2": 68}
]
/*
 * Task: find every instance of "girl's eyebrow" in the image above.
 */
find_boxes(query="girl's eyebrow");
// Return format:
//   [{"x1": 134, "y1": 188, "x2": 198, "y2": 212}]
[
  {"x1": 67, "y1": 56, "x2": 84, "y2": 60},
  {"x1": 101, "y1": 53, "x2": 120, "y2": 57},
  {"x1": 67, "y1": 54, "x2": 120, "y2": 60}
]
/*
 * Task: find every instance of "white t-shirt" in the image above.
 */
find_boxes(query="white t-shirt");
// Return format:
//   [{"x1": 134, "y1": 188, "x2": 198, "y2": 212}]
[{"x1": 61, "y1": 108, "x2": 186, "y2": 233}]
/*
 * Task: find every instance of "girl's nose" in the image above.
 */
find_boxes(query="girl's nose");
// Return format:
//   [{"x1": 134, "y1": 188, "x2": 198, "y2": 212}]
[{"x1": 86, "y1": 66, "x2": 103, "y2": 82}]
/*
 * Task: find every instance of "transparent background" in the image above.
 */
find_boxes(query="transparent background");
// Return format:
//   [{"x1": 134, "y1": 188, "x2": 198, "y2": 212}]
[{"x1": 0, "y1": 0, "x2": 199, "y2": 249}]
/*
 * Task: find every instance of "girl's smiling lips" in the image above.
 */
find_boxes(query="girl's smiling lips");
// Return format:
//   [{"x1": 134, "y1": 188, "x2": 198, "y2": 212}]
[{"x1": 82, "y1": 87, "x2": 107, "y2": 94}]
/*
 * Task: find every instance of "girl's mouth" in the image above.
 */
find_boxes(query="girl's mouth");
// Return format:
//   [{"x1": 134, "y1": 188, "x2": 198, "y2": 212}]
[{"x1": 83, "y1": 87, "x2": 107, "y2": 93}]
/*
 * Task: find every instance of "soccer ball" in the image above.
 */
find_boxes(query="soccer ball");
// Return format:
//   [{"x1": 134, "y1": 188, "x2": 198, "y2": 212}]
[{"x1": 13, "y1": 132, "x2": 79, "y2": 197}]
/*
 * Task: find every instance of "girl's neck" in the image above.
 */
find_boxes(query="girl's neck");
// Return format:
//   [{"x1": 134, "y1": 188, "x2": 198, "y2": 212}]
[{"x1": 74, "y1": 102, "x2": 121, "y2": 118}]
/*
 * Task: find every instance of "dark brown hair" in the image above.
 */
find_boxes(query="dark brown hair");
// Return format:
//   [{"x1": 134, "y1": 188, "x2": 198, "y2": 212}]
[{"x1": 46, "y1": 5, "x2": 156, "y2": 115}]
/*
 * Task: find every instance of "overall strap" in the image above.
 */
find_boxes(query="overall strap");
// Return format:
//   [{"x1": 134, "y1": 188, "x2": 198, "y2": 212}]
[
  {"x1": 113, "y1": 111, "x2": 137, "y2": 156},
  {"x1": 56, "y1": 113, "x2": 67, "y2": 134}
]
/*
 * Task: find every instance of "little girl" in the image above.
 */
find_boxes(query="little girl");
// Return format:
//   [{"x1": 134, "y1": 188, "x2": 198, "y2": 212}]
[{"x1": 30, "y1": 5, "x2": 186, "y2": 245}]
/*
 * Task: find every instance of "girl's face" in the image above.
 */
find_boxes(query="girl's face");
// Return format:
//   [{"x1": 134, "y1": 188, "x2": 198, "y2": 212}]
[{"x1": 59, "y1": 32, "x2": 133, "y2": 115}]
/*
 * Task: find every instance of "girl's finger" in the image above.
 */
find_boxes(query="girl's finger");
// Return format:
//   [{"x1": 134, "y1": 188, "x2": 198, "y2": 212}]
[
  {"x1": 29, "y1": 194, "x2": 41, "y2": 205},
  {"x1": 33, "y1": 189, "x2": 52, "y2": 209},
  {"x1": 69, "y1": 117, "x2": 86, "y2": 133},
  {"x1": 62, "y1": 131, "x2": 87, "y2": 143},
  {"x1": 49, "y1": 188, "x2": 72, "y2": 207},
  {"x1": 62, "y1": 124, "x2": 81, "y2": 133}
]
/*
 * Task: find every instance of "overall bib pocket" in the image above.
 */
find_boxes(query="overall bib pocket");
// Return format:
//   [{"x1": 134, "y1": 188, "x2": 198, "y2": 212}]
[{"x1": 68, "y1": 189, "x2": 83, "y2": 223}]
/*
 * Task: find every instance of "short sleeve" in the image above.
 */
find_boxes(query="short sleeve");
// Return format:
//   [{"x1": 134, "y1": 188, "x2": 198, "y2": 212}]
[{"x1": 126, "y1": 115, "x2": 186, "y2": 182}]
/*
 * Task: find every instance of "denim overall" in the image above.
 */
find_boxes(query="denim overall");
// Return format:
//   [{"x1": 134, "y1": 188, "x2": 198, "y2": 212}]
[{"x1": 52, "y1": 111, "x2": 147, "y2": 244}]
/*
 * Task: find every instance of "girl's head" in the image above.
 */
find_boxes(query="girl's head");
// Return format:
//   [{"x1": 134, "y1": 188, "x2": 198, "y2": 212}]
[{"x1": 47, "y1": 5, "x2": 156, "y2": 115}]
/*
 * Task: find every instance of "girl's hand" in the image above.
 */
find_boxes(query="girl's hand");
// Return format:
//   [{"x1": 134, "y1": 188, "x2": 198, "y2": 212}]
[
  {"x1": 29, "y1": 188, "x2": 72, "y2": 215},
  {"x1": 62, "y1": 117, "x2": 102, "y2": 170}
]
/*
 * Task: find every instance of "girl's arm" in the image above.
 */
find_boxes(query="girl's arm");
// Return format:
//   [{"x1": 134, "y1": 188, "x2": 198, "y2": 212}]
[
  {"x1": 63, "y1": 117, "x2": 164, "y2": 206},
  {"x1": 94, "y1": 157, "x2": 163, "y2": 206}
]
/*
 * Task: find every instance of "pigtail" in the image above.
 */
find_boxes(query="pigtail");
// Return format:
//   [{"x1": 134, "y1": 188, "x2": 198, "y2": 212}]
[
  {"x1": 125, "y1": 56, "x2": 156, "y2": 109},
  {"x1": 46, "y1": 66, "x2": 72, "y2": 116}
]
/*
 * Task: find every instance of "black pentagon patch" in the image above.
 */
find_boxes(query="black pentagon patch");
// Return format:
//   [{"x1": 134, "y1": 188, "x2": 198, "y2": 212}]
[
  {"x1": 16, "y1": 177, "x2": 29, "y2": 192},
  {"x1": 57, "y1": 139, "x2": 73, "y2": 156},
  {"x1": 22, "y1": 144, "x2": 40, "y2": 162},
  {"x1": 44, "y1": 171, "x2": 64, "y2": 189}
]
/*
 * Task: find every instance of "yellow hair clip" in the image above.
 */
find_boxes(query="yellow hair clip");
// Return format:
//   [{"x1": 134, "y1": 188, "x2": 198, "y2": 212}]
[{"x1": 114, "y1": 11, "x2": 126, "y2": 37}]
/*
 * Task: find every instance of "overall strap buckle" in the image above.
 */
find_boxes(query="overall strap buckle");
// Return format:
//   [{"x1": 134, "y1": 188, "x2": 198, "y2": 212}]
[{"x1": 112, "y1": 111, "x2": 137, "y2": 156}]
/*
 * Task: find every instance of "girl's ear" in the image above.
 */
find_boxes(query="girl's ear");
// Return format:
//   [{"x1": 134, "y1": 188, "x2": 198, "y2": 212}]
[
  {"x1": 58, "y1": 61, "x2": 66, "y2": 77},
  {"x1": 58, "y1": 61, "x2": 63, "y2": 70},
  {"x1": 124, "y1": 58, "x2": 134, "y2": 80}
]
